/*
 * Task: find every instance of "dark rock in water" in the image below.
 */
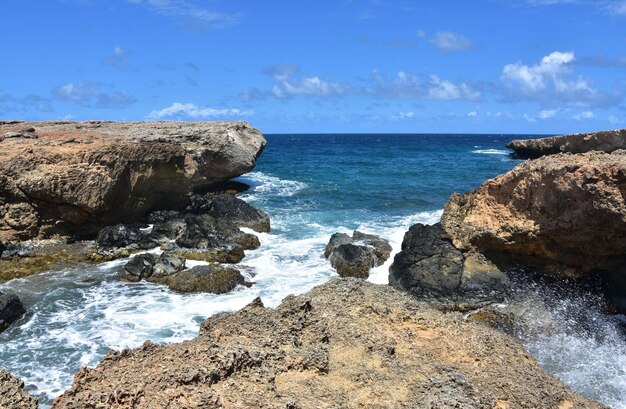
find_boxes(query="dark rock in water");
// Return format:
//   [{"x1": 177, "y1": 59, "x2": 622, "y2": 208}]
[
  {"x1": 324, "y1": 230, "x2": 392, "y2": 279},
  {"x1": 187, "y1": 194, "x2": 270, "y2": 233},
  {"x1": 389, "y1": 223, "x2": 509, "y2": 308},
  {"x1": 0, "y1": 368, "x2": 38, "y2": 409},
  {"x1": 123, "y1": 253, "x2": 157, "y2": 281},
  {"x1": 329, "y1": 244, "x2": 375, "y2": 279},
  {"x1": 0, "y1": 291, "x2": 26, "y2": 331},
  {"x1": 164, "y1": 264, "x2": 246, "y2": 294},
  {"x1": 96, "y1": 224, "x2": 155, "y2": 250},
  {"x1": 507, "y1": 128, "x2": 626, "y2": 159},
  {"x1": 151, "y1": 253, "x2": 186, "y2": 279},
  {"x1": 0, "y1": 242, "x2": 34, "y2": 260}
]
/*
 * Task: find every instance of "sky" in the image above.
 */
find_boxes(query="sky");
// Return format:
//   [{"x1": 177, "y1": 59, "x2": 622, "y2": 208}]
[{"x1": 1, "y1": 0, "x2": 625, "y2": 134}]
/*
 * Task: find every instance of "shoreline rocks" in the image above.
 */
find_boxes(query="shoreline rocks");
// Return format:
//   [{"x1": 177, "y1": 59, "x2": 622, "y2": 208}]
[
  {"x1": 0, "y1": 291, "x2": 26, "y2": 332},
  {"x1": 507, "y1": 128, "x2": 626, "y2": 159},
  {"x1": 324, "y1": 231, "x2": 391, "y2": 278},
  {"x1": 0, "y1": 121, "x2": 266, "y2": 243},
  {"x1": 0, "y1": 368, "x2": 38, "y2": 409},
  {"x1": 52, "y1": 279, "x2": 606, "y2": 409}
]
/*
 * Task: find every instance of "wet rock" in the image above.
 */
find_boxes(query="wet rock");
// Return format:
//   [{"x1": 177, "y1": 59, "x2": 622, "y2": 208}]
[
  {"x1": 151, "y1": 253, "x2": 186, "y2": 279},
  {"x1": 187, "y1": 194, "x2": 270, "y2": 233},
  {"x1": 507, "y1": 128, "x2": 626, "y2": 159},
  {"x1": 329, "y1": 244, "x2": 375, "y2": 279},
  {"x1": 0, "y1": 242, "x2": 34, "y2": 260},
  {"x1": 163, "y1": 264, "x2": 246, "y2": 294},
  {"x1": 389, "y1": 223, "x2": 509, "y2": 308},
  {"x1": 0, "y1": 291, "x2": 26, "y2": 331},
  {"x1": 0, "y1": 368, "x2": 38, "y2": 409},
  {"x1": 122, "y1": 253, "x2": 157, "y2": 281},
  {"x1": 96, "y1": 224, "x2": 155, "y2": 249},
  {"x1": 324, "y1": 230, "x2": 392, "y2": 278},
  {"x1": 53, "y1": 278, "x2": 607, "y2": 409}
]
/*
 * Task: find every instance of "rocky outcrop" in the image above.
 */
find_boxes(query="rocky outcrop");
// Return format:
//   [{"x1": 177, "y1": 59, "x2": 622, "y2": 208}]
[
  {"x1": 441, "y1": 150, "x2": 626, "y2": 278},
  {"x1": 0, "y1": 121, "x2": 266, "y2": 242},
  {"x1": 187, "y1": 194, "x2": 270, "y2": 233},
  {"x1": 324, "y1": 231, "x2": 391, "y2": 278},
  {"x1": 0, "y1": 368, "x2": 38, "y2": 409},
  {"x1": 389, "y1": 223, "x2": 509, "y2": 309},
  {"x1": 507, "y1": 128, "x2": 626, "y2": 159},
  {"x1": 52, "y1": 279, "x2": 606, "y2": 408},
  {"x1": 0, "y1": 291, "x2": 26, "y2": 331}
]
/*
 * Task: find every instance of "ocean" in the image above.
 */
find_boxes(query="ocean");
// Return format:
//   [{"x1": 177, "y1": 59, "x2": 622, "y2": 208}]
[{"x1": 1, "y1": 133, "x2": 625, "y2": 408}]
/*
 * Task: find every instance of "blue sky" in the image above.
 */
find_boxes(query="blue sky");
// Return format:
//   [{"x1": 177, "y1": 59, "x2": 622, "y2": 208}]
[{"x1": 1, "y1": 0, "x2": 625, "y2": 134}]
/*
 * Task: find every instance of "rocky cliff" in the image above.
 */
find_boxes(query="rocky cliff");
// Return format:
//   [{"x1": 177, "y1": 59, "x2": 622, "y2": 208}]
[
  {"x1": 52, "y1": 279, "x2": 605, "y2": 409},
  {"x1": 440, "y1": 150, "x2": 626, "y2": 277},
  {"x1": 0, "y1": 121, "x2": 266, "y2": 242},
  {"x1": 507, "y1": 128, "x2": 626, "y2": 159}
]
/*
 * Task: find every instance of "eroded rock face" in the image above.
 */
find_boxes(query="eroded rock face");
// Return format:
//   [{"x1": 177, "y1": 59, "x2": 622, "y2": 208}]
[
  {"x1": 52, "y1": 279, "x2": 606, "y2": 409},
  {"x1": 507, "y1": 128, "x2": 626, "y2": 159},
  {"x1": 389, "y1": 223, "x2": 509, "y2": 308},
  {"x1": 187, "y1": 194, "x2": 270, "y2": 233},
  {"x1": 0, "y1": 368, "x2": 38, "y2": 409},
  {"x1": 0, "y1": 121, "x2": 266, "y2": 242},
  {"x1": 441, "y1": 151, "x2": 626, "y2": 277},
  {"x1": 0, "y1": 291, "x2": 26, "y2": 331}
]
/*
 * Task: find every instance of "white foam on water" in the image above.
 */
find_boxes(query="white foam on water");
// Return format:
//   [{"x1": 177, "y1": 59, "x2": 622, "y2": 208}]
[
  {"x1": 471, "y1": 149, "x2": 510, "y2": 155},
  {"x1": 237, "y1": 171, "x2": 307, "y2": 200}
]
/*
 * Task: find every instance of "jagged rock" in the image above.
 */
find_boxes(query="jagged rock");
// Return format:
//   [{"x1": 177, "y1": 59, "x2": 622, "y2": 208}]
[
  {"x1": 441, "y1": 151, "x2": 626, "y2": 278},
  {"x1": 389, "y1": 223, "x2": 509, "y2": 308},
  {"x1": 0, "y1": 368, "x2": 38, "y2": 409},
  {"x1": 0, "y1": 121, "x2": 266, "y2": 242},
  {"x1": 52, "y1": 279, "x2": 606, "y2": 409},
  {"x1": 507, "y1": 128, "x2": 626, "y2": 159},
  {"x1": 122, "y1": 253, "x2": 157, "y2": 281},
  {"x1": 163, "y1": 264, "x2": 246, "y2": 294},
  {"x1": 187, "y1": 194, "x2": 270, "y2": 233},
  {"x1": 151, "y1": 253, "x2": 186, "y2": 279},
  {"x1": 324, "y1": 230, "x2": 392, "y2": 278},
  {"x1": 0, "y1": 291, "x2": 26, "y2": 331},
  {"x1": 96, "y1": 224, "x2": 155, "y2": 249}
]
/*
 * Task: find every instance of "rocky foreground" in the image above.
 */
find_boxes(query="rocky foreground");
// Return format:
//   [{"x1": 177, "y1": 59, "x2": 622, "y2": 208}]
[
  {"x1": 0, "y1": 121, "x2": 265, "y2": 242},
  {"x1": 52, "y1": 279, "x2": 604, "y2": 409}
]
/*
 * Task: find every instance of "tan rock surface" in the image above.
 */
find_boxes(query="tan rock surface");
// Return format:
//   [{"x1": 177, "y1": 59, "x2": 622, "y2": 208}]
[
  {"x1": 0, "y1": 121, "x2": 265, "y2": 242},
  {"x1": 507, "y1": 128, "x2": 626, "y2": 159},
  {"x1": 441, "y1": 150, "x2": 626, "y2": 276},
  {"x1": 53, "y1": 279, "x2": 605, "y2": 409},
  {"x1": 0, "y1": 368, "x2": 38, "y2": 409}
]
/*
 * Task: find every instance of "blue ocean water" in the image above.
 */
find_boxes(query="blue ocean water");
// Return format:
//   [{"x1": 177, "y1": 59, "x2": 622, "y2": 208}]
[{"x1": 1, "y1": 133, "x2": 625, "y2": 408}]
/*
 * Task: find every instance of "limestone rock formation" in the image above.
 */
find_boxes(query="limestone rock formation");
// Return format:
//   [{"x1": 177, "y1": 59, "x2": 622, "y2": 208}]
[
  {"x1": 0, "y1": 291, "x2": 26, "y2": 332},
  {"x1": 389, "y1": 223, "x2": 509, "y2": 309},
  {"x1": 0, "y1": 368, "x2": 38, "y2": 409},
  {"x1": 0, "y1": 121, "x2": 266, "y2": 242},
  {"x1": 324, "y1": 231, "x2": 392, "y2": 278},
  {"x1": 52, "y1": 279, "x2": 606, "y2": 409},
  {"x1": 507, "y1": 128, "x2": 626, "y2": 159},
  {"x1": 441, "y1": 150, "x2": 626, "y2": 277}
]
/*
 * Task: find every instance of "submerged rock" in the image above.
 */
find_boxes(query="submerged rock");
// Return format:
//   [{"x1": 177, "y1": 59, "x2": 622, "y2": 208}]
[
  {"x1": 52, "y1": 279, "x2": 606, "y2": 409},
  {"x1": 0, "y1": 121, "x2": 266, "y2": 242},
  {"x1": 324, "y1": 230, "x2": 392, "y2": 278},
  {"x1": 507, "y1": 128, "x2": 626, "y2": 159},
  {"x1": 389, "y1": 223, "x2": 509, "y2": 309},
  {"x1": 0, "y1": 291, "x2": 26, "y2": 331},
  {"x1": 0, "y1": 368, "x2": 38, "y2": 409}
]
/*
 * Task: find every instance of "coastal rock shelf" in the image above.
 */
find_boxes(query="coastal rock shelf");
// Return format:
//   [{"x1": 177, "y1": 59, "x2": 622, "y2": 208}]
[
  {"x1": 51, "y1": 279, "x2": 605, "y2": 409},
  {"x1": 0, "y1": 121, "x2": 266, "y2": 242},
  {"x1": 507, "y1": 128, "x2": 626, "y2": 159}
]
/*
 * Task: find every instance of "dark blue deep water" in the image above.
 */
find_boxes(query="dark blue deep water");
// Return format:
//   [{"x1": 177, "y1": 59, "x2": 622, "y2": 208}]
[{"x1": 2, "y1": 133, "x2": 625, "y2": 408}]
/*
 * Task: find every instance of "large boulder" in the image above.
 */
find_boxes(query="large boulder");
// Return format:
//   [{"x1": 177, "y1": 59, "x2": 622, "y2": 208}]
[
  {"x1": 0, "y1": 121, "x2": 266, "y2": 242},
  {"x1": 52, "y1": 279, "x2": 606, "y2": 409},
  {"x1": 0, "y1": 368, "x2": 38, "y2": 409},
  {"x1": 187, "y1": 194, "x2": 270, "y2": 233},
  {"x1": 507, "y1": 128, "x2": 626, "y2": 159},
  {"x1": 389, "y1": 223, "x2": 509, "y2": 308},
  {"x1": 324, "y1": 230, "x2": 392, "y2": 278},
  {"x1": 441, "y1": 150, "x2": 626, "y2": 278},
  {"x1": 163, "y1": 264, "x2": 246, "y2": 294},
  {"x1": 0, "y1": 291, "x2": 26, "y2": 331}
]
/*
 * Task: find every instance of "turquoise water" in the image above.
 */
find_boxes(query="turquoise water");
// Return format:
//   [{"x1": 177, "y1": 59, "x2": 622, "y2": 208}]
[{"x1": 0, "y1": 133, "x2": 624, "y2": 407}]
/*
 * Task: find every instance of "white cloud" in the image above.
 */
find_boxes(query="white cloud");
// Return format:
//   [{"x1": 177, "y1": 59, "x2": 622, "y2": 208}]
[
  {"x1": 103, "y1": 46, "x2": 129, "y2": 68},
  {"x1": 390, "y1": 111, "x2": 415, "y2": 120},
  {"x1": 272, "y1": 76, "x2": 353, "y2": 99},
  {"x1": 127, "y1": 0, "x2": 238, "y2": 28},
  {"x1": 374, "y1": 71, "x2": 481, "y2": 101},
  {"x1": 502, "y1": 51, "x2": 575, "y2": 92},
  {"x1": 573, "y1": 110, "x2": 595, "y2": 120},
  {"x1": 523, "y1": 113, "x2": 538, "y2": 122},
  {"x1": 539, "y1": 109, "x2": 558, "y2": 119},
  {"x1": 429, "y1": 31, "x2": 472, "y2": 52},
  {"x1": 53, "y1": 81, "x2": 136, "y2": 108},
  {"x1": 147, "y1": 102, "x2": 252, "y2": 119},
  {"x1": 467, "y1": 110, "x2": 478, "y2": 117}
]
